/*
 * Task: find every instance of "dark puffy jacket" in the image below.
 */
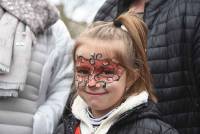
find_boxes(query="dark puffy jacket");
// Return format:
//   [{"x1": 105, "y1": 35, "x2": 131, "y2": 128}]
[
  {"x1": 56, "y1": 102, "x2": 179, "y2": 134},
  {"x1": 94, "y1": 0, "x2": 200, "y2": 133},
  {"x1": 94, "y1": 0, "x2": 131, "y2": 21}
]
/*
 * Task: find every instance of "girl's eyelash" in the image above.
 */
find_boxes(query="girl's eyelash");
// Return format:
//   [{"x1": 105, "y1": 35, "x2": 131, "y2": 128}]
[
  {"x1": 103, "y1": 70, "x2": 115, "y2": 74},
  {"x1": 77, "y1": 69, "x2": 89, "y2": 72}
]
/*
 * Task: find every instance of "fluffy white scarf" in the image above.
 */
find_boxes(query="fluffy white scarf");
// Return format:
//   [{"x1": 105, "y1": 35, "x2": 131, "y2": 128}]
[{"x1": 72, "y1": 91, "x2": 149, "y2": 134}]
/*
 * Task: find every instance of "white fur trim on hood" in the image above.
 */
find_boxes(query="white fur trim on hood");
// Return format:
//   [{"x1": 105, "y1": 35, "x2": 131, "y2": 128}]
[{"x1": 72, "y1": 91, "x2": 149, "y2": 134}]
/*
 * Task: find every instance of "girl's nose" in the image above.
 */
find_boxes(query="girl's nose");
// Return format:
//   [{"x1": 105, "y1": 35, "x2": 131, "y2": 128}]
[{"x1": 87, "y1": 78, "x2": 97, "y2": 88}]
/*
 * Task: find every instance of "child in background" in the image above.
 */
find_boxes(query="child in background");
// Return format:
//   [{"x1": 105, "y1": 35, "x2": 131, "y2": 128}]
[{"x1": 56, "y1": 12, "x2": 179, "y2": 134}]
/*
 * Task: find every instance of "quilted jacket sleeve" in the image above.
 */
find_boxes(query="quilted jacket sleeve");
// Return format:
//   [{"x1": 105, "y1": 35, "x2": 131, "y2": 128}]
[
  {"x1": 33, "y1": 20, "x2": 74, "y2": 134},
  {"x1": 93, "y1": 0, "x2": 118, "y2": 21}
]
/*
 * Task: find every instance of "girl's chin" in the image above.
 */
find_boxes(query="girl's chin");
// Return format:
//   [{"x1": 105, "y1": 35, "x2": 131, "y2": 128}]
[{"x1": 88, "y1": 102, "x2": 106, "y2": 110}]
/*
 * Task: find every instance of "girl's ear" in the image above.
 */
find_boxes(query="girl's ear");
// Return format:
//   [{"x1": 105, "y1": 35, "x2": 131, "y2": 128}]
[{"x1": 126, "y1": 69, "x2": 140, "y2": 91}]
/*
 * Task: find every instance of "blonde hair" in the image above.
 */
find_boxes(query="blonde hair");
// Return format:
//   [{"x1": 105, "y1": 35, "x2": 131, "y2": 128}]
[{"x1": 73, "y1": 12, "x2": 157, "y2": 102}]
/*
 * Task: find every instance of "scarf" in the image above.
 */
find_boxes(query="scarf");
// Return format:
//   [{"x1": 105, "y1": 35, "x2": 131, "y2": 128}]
[
  {"x1": 0, "y1": 0, "x2": 58, "y2": 97},
  {"x1": 72, "y1": 91, "x2": 149, "y2": 134}
]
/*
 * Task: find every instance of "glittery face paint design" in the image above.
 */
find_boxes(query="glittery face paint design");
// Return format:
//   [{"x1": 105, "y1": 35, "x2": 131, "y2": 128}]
[{"x1": 75, "y1": 53, "x2": 124, "y2": 89}]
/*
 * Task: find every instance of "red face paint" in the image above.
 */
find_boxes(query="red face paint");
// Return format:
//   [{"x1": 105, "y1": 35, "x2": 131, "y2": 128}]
[{"x1": 75, "y1": 53, "x2": 124, "y2": 89}]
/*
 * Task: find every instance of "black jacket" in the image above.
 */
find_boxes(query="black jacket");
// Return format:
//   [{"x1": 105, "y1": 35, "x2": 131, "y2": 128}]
[
  {"x1": 94, "y1": 0, "x2": 132, "y2": 21},
  {"x1": 56, "y1": 102, "x2": 178, "y2": 134},
  {"x1": 94, "y1": 0, "x2": 200, "y2": 133}
]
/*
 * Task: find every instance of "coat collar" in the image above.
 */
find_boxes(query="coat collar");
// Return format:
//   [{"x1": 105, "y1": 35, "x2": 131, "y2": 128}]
[{"x1": 72, "y1": 91, "x2": 149, "y2": 134}]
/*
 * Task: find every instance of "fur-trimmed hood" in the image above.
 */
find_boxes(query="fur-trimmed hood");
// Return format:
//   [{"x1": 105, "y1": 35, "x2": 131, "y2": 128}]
[{"x1": 72, "y1": 91, "x2": 149, "y2": 134}]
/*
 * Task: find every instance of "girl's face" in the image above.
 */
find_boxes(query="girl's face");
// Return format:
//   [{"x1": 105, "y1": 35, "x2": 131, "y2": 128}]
[{"x1": 75, "y1": 39, "x2": 127, "y2": 118}]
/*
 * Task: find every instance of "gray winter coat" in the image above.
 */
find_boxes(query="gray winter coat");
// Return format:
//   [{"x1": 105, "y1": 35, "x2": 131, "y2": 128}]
[{"x1": 0, "y1": 19, "x2": 74, "y2": 134}]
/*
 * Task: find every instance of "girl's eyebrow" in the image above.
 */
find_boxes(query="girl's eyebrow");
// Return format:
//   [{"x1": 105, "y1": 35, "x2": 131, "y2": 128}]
[
  {"x1": 100, "y1": 65, "x2": 116, "y2": 69},
  {"x1": 75, "y1": 64, "x2": 91, "y2": 68}
]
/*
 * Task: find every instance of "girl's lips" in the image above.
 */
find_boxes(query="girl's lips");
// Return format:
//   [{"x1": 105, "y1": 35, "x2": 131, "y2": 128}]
[{"x1": 85, "y1": 91, "x2": 108, "y2": 95}]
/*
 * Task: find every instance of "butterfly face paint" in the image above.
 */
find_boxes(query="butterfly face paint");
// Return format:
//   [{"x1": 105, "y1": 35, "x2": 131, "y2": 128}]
[{"x1": 75, "y1": 53, "x2": 124, "y2": 89}]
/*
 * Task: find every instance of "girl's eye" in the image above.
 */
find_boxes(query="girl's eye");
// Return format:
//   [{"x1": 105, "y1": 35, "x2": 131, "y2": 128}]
[
  {"x1": 103, "y1": 70, "x2": 115, "y2": 75},
  {"x1": 76, "y1": 69, "x2": 90, "y2": 75}
]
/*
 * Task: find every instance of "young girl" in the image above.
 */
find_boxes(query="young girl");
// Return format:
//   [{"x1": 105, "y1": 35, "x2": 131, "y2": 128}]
[{"x1": 56, "y1": 12, "x2": 179, "y2": 134}]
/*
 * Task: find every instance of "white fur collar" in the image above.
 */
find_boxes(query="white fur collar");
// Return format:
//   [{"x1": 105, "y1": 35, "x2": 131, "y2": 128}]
[{"x1": 72, "y1": 91, "x2": 149, "y2": 134}]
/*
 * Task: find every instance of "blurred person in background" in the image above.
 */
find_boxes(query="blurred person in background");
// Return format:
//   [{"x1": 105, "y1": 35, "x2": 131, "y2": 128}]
[
  {"x1": 0, "y1": 0, "x2": 73, "y2": 134},
  {"x1": 94, "y1": 0, "x2": 200, "y2": 133}
]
